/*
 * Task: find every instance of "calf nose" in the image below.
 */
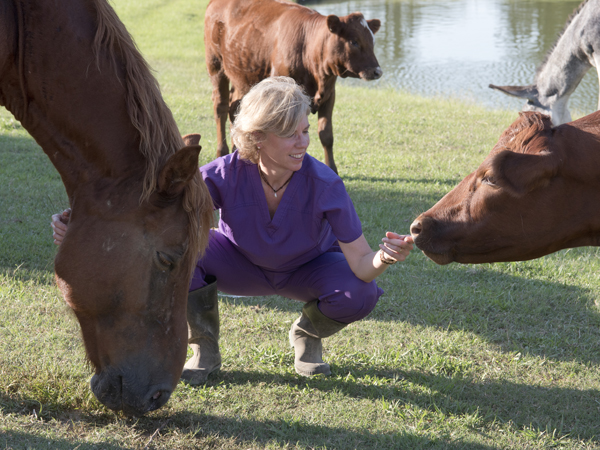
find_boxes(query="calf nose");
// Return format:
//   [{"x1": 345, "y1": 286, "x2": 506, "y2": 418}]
[{"x1": 361, "y1": 67, "x2": 383, "y2": 81}]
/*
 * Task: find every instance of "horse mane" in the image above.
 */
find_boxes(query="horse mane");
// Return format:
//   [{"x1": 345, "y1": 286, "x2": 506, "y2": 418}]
[
  {"x1": 497, "y1": 112, "x2": 553, "y2": 154},
  {"x1": 536, "y1": 0, "x2": 591, "y2": 77},
  {"x1": 91, "y1": 0, "x2": 212, "y2": 264}
]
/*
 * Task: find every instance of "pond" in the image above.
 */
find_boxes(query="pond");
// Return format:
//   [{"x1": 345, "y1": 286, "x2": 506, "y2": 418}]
[{"x1": 305, "y1": 0, "x2": 599, "y2": 116}]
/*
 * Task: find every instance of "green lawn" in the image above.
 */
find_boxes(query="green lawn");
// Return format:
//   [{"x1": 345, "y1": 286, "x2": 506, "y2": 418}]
[{"x1": 1, "y1": 0, "x2": 600, "y2": 449}]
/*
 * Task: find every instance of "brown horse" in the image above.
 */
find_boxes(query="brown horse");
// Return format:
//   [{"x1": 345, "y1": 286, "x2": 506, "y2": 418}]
[{"x1": 0, "y1": 0, "x2": 213, "y2": 415}]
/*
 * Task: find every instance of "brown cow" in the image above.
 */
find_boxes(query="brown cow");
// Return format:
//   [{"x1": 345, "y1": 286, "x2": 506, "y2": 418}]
[
  {"x1": 410, "y1": 111, "x2": 600, "y2": 264},
  {"x1": 204, "y1": 0, "x2": 382, "y2": 174}
]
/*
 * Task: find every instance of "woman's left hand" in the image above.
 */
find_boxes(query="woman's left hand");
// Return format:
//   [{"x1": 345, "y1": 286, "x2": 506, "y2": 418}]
[{"x1": 379, "y1": 231, "x2": 414, "y2": 263}]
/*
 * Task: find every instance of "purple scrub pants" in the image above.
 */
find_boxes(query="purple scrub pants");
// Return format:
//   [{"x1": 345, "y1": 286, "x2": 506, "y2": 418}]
[{"x1": 189, "y1": 230, "x2": 383, "y2": 324}]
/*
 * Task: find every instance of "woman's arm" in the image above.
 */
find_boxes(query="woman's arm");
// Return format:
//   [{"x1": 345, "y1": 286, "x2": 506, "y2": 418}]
[
  {"x1": 338, "y1": 232, "x2": 414, "y2": 283},
  {"x1": 51, "y1": 208, "x2": 71, "y2": 245}
]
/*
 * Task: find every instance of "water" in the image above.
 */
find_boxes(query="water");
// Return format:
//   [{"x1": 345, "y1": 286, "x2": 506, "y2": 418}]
[{"x1": 305, "y1": 0, "x2": 599, "y2": 115}]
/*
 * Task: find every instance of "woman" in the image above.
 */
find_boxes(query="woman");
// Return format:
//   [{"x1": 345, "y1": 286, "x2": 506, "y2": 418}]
[{"x1": 52, "y1": 76, "x2": 414, "y2": 384}]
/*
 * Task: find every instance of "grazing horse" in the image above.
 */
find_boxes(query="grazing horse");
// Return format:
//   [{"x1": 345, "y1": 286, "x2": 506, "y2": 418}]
[
  {"x1": 0, "y1": 0, "x2": 213, "y2": 416},
  {"x1": 204, "y1": 0, "x2": 382, "y2": 174},
  {"x1": 490, "y1": 0, "x2": 600, "y2": 125},
  {"x1": 410, "y1": 111, "x2": 600, "y2": 264}
]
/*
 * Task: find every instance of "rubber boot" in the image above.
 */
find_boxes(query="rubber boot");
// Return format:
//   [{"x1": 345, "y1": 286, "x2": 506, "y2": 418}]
[
  {"x1": 289, "y1": 300, "x2": 347, "y2": 377},
  {"x1": 180, "y1": 276, "x2": 221, "y2": 385}
]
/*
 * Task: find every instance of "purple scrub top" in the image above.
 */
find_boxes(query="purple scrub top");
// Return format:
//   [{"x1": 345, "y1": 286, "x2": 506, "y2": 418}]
[{"x1": 200, "y1": 151, "x2": 363, "y2": 273}]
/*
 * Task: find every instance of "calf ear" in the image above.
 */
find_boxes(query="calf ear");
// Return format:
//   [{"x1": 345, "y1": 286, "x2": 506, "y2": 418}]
[
  {"x1": 489, "y1": 84, "x2": 539, "y2": 101},
  {"x1": 491, "y1": 150, "x2": 559, "y2": 197},
  {"x1": 327, "y1": 15, "x2": 342, "y2": 34},
  {"x1": 157, "y1": 145, "x2": 201, "y2": 198},
  {"x1": 367, "y1": 19, "x2": 381, "y2": 34}
]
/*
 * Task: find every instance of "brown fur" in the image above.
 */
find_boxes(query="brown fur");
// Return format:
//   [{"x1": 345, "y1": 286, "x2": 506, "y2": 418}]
[
  {"x1": 0, "y1": 0, "x2": 213, "y2": 416},
  {"x1": 92, "y1": 1, "x2": 212, "y2": 266},
  {"x1": 411, "y1": 110, "x2": 600, "y2": 264},
  {"x1": 204, "y1": 0, "x2": 382, "y2": 174}
]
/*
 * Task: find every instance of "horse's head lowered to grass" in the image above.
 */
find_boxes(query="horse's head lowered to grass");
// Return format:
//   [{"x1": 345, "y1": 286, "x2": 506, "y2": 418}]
[
  {"x1": 410, "y1": 111, "x2": 600, "y2": 264},
  {"x1": 0, "y1": 0, "x2": 213, "y2": 415}
]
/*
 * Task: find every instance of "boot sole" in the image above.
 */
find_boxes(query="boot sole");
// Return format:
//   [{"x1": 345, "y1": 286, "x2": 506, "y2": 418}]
[{"x1": 180, "y1": 363, "x2": 222, "y2": 386}]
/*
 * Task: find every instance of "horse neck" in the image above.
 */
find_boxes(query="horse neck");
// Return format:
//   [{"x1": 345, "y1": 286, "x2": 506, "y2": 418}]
[
  {"x1": 534, "y1": 3, "x2": 596, "y2": 98},
  {"x1": 3, "y1": 0, "x2": 148, "y2": 200}
]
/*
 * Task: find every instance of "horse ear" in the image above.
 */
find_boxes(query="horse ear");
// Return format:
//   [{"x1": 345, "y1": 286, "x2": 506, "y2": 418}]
[
  {"x1": 489, "y1": 84, "x2": 539, "y2": 101},
  {"x1": 157, "y1": 145, "x2": 201, "y2": 198},
  {"x1": 327, "y1": 15, "x2": 342, "y2": 34},
  {"x1": 182, "y1": 133, "x2": 201, "y2": 146},
  {"x1": 490, "y1": 150, "x2": 559, "y2": 197},
  {"x1": 367, "y1": 19, "x2": 381, "y2": 34}
]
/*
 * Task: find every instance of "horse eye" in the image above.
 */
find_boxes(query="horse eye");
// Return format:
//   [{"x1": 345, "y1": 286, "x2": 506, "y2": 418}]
[
  {"x1": 156, "y1": 252, "x2": 174, "y2": 269},
  {"x1": 350, "y1": 40, "x2": 359, "y2": 48}
]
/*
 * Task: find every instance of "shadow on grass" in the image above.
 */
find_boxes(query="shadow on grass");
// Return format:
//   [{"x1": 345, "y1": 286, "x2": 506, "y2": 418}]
[
  {"x1": 0, "y1": 429, "x2": 128, "y2": 450},
  {"x1": 0, "y1": 391, "x2": 497, "y2": 450},
  {"x1": 222, "y1": 261, "x2": 600, "y2": 366},
  {"x1": 373, "y1": 261, "x2": 600, "y2": 366},
  {"x1": 4, "y1": 361, "x2": 597, "y2": 448},
  {"x1": 194, "y1": 367, "x2": 600, "y2": 443}
]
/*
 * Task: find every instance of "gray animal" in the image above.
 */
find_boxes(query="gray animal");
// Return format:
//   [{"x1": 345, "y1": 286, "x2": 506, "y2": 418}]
[{"x1": 490, "y1": 0, "x2": 600, "y2": 125}]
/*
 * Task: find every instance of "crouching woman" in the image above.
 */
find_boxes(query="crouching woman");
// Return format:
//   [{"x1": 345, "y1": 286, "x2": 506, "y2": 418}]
[{"x1": 52, "y1": 76, "x2": 414, "y2": 383}]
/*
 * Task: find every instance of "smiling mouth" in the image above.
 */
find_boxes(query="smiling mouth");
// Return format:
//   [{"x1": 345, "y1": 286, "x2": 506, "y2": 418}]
[{"x1": 290, "y1": 153, "x2": 305, "y2": 160}]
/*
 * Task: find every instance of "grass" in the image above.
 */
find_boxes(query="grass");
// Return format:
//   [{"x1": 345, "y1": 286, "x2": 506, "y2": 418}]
[{"x1": 2, "y1": 0, "x2": 600, "y2": 448}]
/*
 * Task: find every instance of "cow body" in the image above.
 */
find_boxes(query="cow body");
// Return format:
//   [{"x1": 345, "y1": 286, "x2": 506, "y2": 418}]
[
  {"x1": 410, "y1": 111, "x2": 600, "y2": 264},
  {"x1": 204, "y1": 0, "x2": 382, "y2": 174}
]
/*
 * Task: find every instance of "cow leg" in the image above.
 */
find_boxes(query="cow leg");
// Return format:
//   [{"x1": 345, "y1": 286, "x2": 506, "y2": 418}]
[
  {"x1": 208, "y1": 69, "x2": 231, "y2": 158},
  {"x1": 317, "y1": 92, "x2": 337, "y2": 174}
]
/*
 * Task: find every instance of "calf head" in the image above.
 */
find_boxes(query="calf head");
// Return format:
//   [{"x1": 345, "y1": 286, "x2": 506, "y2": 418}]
[
  {"x1": 410, "y1": 111, "x2": 576, "y2": 264},
  {"x1": 325, "y1": 12, "x2": 382, "y2": 81}
]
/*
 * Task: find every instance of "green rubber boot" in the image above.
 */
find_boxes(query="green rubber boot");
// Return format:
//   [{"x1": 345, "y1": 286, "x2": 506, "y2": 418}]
[
  {"x1": 289, "y1": 300, "x2": 347, "y2": 377},
  {"x1": 180, "y1": 276, "x2": 221, "y2": 385}
]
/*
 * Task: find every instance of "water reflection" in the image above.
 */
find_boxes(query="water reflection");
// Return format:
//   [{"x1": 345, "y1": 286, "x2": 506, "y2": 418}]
[{"x1": 304, "y1": 0, "x2": 598, "y2": 115}]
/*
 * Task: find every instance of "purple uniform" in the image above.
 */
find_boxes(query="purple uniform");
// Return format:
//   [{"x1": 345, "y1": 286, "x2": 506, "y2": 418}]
[{"x1": 190, "y1": 151, "x2": 383, "y2": 323}]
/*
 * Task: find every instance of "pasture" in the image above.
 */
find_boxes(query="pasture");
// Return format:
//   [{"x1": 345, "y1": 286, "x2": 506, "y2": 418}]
[{"x1": 1, "y1": 0, "x2": 600, "y2": 448}]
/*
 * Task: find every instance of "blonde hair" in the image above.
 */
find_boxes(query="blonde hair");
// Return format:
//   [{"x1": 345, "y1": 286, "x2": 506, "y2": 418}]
[{"x1": 231, "y1": 77, "x2": 311, "y2": 163}]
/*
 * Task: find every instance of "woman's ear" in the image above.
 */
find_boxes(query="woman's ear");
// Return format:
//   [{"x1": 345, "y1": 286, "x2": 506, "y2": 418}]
[{"x1": 252, "y1": 131, "x2": 266, "y2": 145}]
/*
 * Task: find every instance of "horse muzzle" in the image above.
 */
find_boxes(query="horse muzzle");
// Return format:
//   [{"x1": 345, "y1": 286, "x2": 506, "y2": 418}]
[{"x1": 90, "y1": 367, "x2": 173, "y2": 416}]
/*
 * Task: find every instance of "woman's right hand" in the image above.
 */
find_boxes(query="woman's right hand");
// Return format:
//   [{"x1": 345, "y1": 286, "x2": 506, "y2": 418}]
[{"x1": 51, "y1": 208, "x2": 71, "y2": 245}]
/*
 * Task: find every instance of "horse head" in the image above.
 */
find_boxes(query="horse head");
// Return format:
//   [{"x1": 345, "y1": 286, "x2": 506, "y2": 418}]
[{"x1": 53, "y1": 144, "x2": 208, "y2": 416}]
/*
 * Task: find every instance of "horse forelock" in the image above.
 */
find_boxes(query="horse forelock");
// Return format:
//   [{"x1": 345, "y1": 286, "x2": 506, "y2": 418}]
[{"x1": 91, "y1": 0, "x2": 212, "y2": 265}]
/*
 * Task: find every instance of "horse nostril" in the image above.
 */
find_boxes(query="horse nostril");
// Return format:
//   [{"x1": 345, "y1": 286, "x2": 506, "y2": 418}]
[{"x1": 151, "y1": 391, "x2": 162, "y2": 400}]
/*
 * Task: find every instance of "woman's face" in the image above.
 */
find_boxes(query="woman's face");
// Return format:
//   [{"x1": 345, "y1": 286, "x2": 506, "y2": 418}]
[{"x1": 259, "y1": 115, "x2": 310, "y2": 173}]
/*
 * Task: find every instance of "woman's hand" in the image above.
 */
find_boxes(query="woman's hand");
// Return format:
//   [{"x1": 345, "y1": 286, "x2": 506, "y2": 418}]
[
  {"x1": 379, "y1": 231, "x2": 414, "y2": 263},
  {"x1": 339, "y1": 231, "x2": 414, "y2": 283},
  {"x1": 51, "y1": 208, "x2": 71, "y2": 245}
]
